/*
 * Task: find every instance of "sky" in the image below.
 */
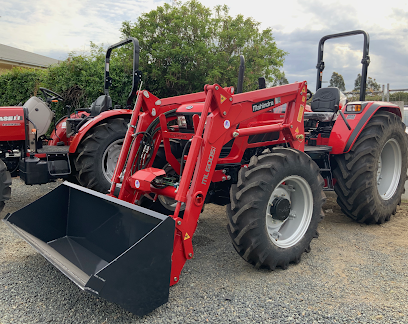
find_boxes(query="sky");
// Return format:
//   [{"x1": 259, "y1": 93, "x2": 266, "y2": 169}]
[{"x1": 1, "y1": 0, "x2": 407, "y2": 92}]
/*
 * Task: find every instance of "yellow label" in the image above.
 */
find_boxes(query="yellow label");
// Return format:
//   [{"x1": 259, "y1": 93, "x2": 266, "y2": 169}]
[
  {"x1": 302, "y1": 96, "x2": 305, "y2": 102},
  {"x1": 302, "y1": 87, "x2": 306, "y2": 94},
  {"x1": 297, "y1": 105, "x2": 304, "y2": 123},
  {"x1": 184, "y1": 233, "x2": 191, "y2": 240},
  {"x1": 296, "y1": 134, "x2": 304, "y2": 142},
  {"x1": 220, "y1": 94, "x2": 227, "y2": 104},
  {"x1": 295, "y1": 127, "x2": 299, "y2": 133}
]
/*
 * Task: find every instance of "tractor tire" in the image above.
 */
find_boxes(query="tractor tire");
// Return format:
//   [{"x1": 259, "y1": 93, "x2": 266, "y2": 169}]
[
  {"x1": 227, "y1": 148, "x2": 325, "y2": 270},
  {"x1": 333, "y1": 111, "x2": 408, "y2": 224},
  {"x1": 75, "y1": 118, "x2": 128, "y2": 193},
  {"x1": 0, "y1": 160, "x2": 12, "y2": 213}
]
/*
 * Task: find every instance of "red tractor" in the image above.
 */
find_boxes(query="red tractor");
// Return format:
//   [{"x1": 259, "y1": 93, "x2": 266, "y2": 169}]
[
  {"x1": 4, "y1": 30, "x2": 407, "y2": 316},
  {"x1": 0, "y1": 38, "x2": 143, "y2": 213}
]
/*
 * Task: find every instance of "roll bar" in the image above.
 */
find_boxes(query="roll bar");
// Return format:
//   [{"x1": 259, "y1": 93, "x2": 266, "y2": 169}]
[
  {"x1": 104, "y1": 37, "x2": 141, "y2": 108},
  {"x1": 316, "y1": 30, "x2": 370, "y2": 101}
]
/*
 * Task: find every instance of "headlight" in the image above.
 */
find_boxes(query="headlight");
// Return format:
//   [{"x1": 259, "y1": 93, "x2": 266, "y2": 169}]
[
  {"x1": 177, "y1": 116, "x2": 187, "y2": 128},
  {"x1": 346, "y1": 104, "x2": 362, "y2": 112}
]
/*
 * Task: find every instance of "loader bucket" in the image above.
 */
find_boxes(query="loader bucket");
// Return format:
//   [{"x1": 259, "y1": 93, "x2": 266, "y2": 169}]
[{"x1": 3, "y1": 182, "x2": 175, "y2": 316}]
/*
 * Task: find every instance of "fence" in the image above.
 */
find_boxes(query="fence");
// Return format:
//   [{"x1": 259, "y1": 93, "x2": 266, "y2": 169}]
[{"x1": 343, "y1": 84, "x2": 408, "y2": 105}]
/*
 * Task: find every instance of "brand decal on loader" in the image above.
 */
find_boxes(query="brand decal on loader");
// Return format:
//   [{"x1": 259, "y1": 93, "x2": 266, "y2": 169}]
[
  {"x1": 201, "y1": 146, "x2": 217, "y2": 185},
  {"x1": 252, "y1": 99, "x2": 275, "y2": 112},
  {"x1": 2, "y1": 123, "x2": 20, "y2": 126},
  {"x1": 0, "y1": 115, "x2": 23, "y2": 121}
]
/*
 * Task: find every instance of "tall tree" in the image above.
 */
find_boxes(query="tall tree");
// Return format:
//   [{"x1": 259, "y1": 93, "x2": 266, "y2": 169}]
[
  {"x1": 121, "y1": 0, "x2": 287, "y2": 98},
  {"x1": 272, "y1": 74, "x2": 289, "y2": 86},
  {"x1": 329, "y1": 72, "x2": 345, "y2": 91},
  {"x1": 354, "y1": 73, "x2": 381, "y2": 92}
]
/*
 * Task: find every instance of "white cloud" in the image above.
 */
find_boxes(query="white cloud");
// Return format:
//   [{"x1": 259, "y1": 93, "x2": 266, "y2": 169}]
[
  {"x1": 0, "y1": 0, "x2": 406, "y2": 90},
  {"x1": 200, "y1": 0, "x2": 408, "y2": 90},
  {"x1": 0, "y1": 0, "x2": 167, "y2": 59}
]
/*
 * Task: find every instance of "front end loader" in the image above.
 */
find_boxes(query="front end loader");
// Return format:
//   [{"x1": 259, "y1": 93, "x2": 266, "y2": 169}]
[
  {"x1": 6, "y1": 80, "x2": 324, "y2": 315},
  {"x1": 4, "y1": 30, "x2": 407, "y2": 316}
]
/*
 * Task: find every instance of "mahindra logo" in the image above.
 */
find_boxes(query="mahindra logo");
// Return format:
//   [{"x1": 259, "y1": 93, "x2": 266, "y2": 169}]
[
  {"x1": 0, "y1": 115, "x2": 23, "y2": 121},
  {"x1": 201, "y1": 146, "x2": 216, "y2": 185}
]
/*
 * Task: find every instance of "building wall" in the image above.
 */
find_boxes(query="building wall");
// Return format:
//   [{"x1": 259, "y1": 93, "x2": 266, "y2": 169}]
[{"x1": 0, "y1": 60, "x2": 47, "y2": 75}]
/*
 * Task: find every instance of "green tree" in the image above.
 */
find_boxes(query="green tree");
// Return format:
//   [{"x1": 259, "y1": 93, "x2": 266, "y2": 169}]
[
  {"x1": 329, "y1": 72, "x2": 345, "y2": 91},
  {"x1": 121, "y1": 0, "x2": 287, "y2": 98},
  {"x1": 272, "y1": 74, "x2": 289, "y2": 86},
  {"x1": 354, "y1": 73, "x2": 381, "y2": 93}
]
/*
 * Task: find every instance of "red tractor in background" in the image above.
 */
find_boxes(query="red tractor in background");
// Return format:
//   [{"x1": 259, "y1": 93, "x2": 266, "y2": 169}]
[
  {"x1": 4, "y1": 30, "x2": 408, "y2": 316},
  {"x1": 0, "y1": 38, "x2": 142, "y2": 213}
]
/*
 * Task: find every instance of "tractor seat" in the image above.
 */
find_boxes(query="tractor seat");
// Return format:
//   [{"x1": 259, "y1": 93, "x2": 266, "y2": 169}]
[
  {"x1": 90, "y1": 95, "x2": 112, "y2": 116},
  {"x1": 304, "y1": 111, "x2": 336, "y2": 122},
  {"x1": 310, "y1": 87, "x2": 341, "y2": 112}
]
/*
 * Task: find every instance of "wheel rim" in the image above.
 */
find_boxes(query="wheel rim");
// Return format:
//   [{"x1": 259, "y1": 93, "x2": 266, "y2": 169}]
[
  {"x1": 377, "y1": 138, "x2": 402, "y2": 200},
  {"x1": 102, "y1": 139, "x2": 123, "y2": 185},
  {"x1": 266, "y1": 176, "x2": 313, "y2": 248}
]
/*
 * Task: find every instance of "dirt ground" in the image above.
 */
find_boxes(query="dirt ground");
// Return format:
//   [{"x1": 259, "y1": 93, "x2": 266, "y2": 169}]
[{"x1": 0, "y1": 179, "x2": 407, "y2": 323}]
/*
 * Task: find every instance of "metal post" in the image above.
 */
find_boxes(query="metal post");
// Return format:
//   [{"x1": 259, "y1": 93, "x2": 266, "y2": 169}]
[
  {"x1": 386, "y1": 83, "x2": 390, "y2": 102},
  {"x1": 382, "y1": 85, "x2": 385, "y2": 101}
]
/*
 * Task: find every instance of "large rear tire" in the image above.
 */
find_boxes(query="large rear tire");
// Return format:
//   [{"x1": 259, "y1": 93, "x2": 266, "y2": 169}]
[
  {"x1": 0, "y1": 160, "x2": 12, "y2": 213},
  {"x1": 334, "y1": 111, "x2": 408, "y2": 224},
  {"x1": 227, "y1": 148, "x2": 325, "y2": 270},
  {"x1": 75, "y1": 118, "x2": 128, "y2": 193}
]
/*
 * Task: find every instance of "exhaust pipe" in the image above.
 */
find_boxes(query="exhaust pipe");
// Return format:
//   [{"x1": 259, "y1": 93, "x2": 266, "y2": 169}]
[{"x1": 4, "y1": 182, "x2": 175, "y2": 316}]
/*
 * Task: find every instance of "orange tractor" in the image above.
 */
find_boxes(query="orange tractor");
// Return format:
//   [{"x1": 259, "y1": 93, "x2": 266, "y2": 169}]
[{"x1": 4, "y1": 30, "x2": 407, "y2": 315}]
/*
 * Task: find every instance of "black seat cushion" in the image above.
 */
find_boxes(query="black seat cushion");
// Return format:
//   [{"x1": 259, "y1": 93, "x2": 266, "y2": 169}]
[
  {"x1": 311, "y1": 88, "x2": 340, "y2": 112},
  {"x1": 90, "y1": 95, "x2": 112, "y2": 116}
]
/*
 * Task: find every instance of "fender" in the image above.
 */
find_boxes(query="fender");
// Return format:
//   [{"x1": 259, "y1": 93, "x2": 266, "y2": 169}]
[
  {"x1": 49, "y1": 111, "x2": 92, "y2": 146},
  {"x1": 49, "y1": 116, "x2": 70, "y2": 146},
  {"x1": 328, "y1": 101, "x2": 402, "y2": 154},
  {"x1": 69, "y1": 109, "x2": 132, "y2": 153}
]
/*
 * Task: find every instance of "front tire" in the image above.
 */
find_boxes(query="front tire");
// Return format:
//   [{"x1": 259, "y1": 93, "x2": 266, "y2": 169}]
[
  {"x1": 75, "y1": 118, "x2": 128, "y2": 193},
  {"x1": 0, "y1": 160, "x2": 12, "y2": 213},
  {"x1": 334, "y1": 111, "x2": 408, "y2": 224},
  {"x1": 227, "y1": 148, "x2": 325, "y2": 270}
]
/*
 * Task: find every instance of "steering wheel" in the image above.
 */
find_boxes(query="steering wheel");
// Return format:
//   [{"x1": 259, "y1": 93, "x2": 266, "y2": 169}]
[
  {"x1": 307, "y1": 89, "x2": 313, "y2": 101},
  {"x1": 39, "y1": 87, "x2": 64, "y2": 103}
]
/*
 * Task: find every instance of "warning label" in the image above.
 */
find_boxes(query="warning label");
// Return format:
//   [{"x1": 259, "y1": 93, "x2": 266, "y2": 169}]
[
  {"x1": 252, "y1": 98, "x2": 275, "y2": 112},
  {"x1": 297, "y1": 105, "x2": 304, "y2": 122},
  {"x1": 220, "y1": 94, "x2": 227, "y2": 104}
]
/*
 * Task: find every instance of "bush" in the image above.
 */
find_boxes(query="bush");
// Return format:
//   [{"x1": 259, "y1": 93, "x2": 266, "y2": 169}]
[
  {"x1": 0, "y1": 68, "x2": 45, "y2": 106},
  {"x1": 0, "y1": 44, "x2": 136, "y2": 120}
]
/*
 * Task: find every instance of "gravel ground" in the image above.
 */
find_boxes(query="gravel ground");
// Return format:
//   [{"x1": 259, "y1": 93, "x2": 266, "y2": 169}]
[{"x1": 1, "y1": 178, "x2": 408, "y2": 324}]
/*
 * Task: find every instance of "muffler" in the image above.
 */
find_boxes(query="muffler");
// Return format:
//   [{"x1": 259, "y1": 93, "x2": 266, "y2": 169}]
[{"x1": 4, "y1": 182, "x2": 175, "y2": 316}]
